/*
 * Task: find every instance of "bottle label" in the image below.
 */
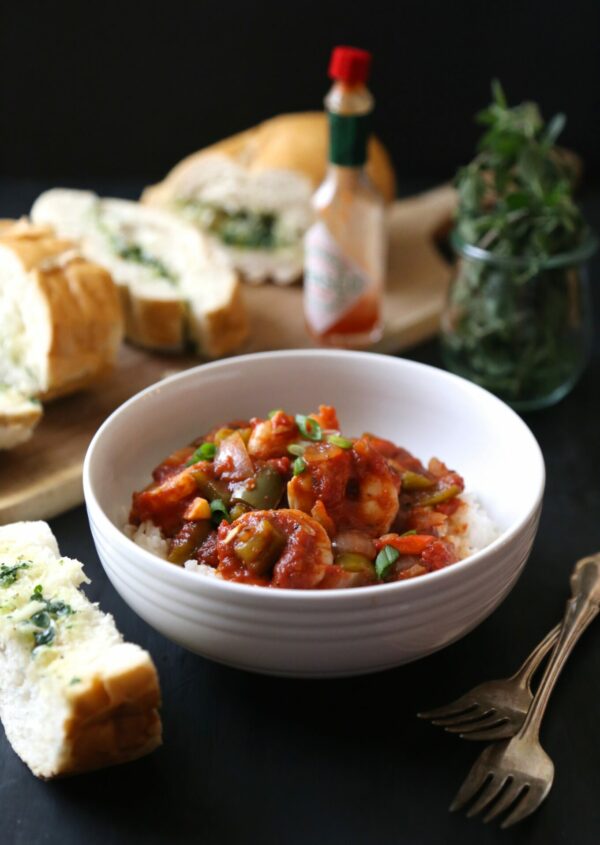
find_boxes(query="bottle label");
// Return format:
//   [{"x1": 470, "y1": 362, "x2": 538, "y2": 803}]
[
  {"x1": 328, "y1": 112, "x2": 371, "y2": 166},
  {"x1": 304, "y1": 222, "x2": 371, "y2": 334}
]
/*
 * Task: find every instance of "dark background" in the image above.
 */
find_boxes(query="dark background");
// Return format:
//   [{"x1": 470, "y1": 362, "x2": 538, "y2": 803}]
[
  {"x1": 2, "y1": 4, "x2": 600, "y2": 845},
  {"x1": 1, "y1": 0, "x2": 599, "y2": 187}
]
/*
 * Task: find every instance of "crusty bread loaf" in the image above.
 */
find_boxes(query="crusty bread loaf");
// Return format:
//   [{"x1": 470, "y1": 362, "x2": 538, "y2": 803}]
[
  {"x1": 142, "y1": 112, "x2": 396, "y2": 285},
  {"x1": 0, "y1": 387, "x2": 43, "y2": 450},
  {"x1": 0, "y1": 220, "x2": 123, "y2": 401},
  {"x1": 0, "y1": 521, "x2": 161, "y2": 778},
  {"x1": 32, "y1": 190, "x2": 249, "y2": 357}
]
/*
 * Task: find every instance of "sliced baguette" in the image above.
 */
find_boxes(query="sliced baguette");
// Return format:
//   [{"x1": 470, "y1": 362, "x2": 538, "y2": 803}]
[
  {"x1": 0, "y1": 520, "x2": 161, "y2": 778},
  {"x1": 142, "y1": 112, "x2": 396, "y2": 285},
  {"x1": 31, "y1": 190, "x2": 249, "y2": 357},
  {"x1": 0, "y1": 386, "x2": 43, "y2": 450},
  {"x1": 0, "y1": 219, "x2": 123, "y2": 401}
]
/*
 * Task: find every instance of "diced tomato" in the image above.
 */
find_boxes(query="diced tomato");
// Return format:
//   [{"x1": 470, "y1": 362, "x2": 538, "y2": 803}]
[
  {"x1": 310, "y1": 405, "x2": 340, "y2": 431},
  {"x1": 375, "y1": 533, "x2": 435, "y2": 555},
  {"x1": 435, "y1": 498, "x2": 463, "y2": 517},
  {"x1": 421, "y1": 538, "x2": 457, "y2": 570},
  {"x1": 196, "y1": 532, "x2": 219, "y2": 568}
]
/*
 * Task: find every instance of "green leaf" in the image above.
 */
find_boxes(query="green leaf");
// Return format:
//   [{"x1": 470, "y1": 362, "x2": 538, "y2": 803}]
[
  {"x1": 543, "y1": 113, "x2": 566, "y2": 146},
  {"x1": 375, "y1": 545, "x2": 400, "y2": 580},
  {"x1": 491, "y1": 78, "x2": 507, "y2": 108}
]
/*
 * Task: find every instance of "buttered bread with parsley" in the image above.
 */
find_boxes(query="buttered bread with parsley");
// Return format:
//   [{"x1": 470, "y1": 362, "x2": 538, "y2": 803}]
[
  {"x1": 0, "y1": 521, "x2": 161, "y2": 778},
  {"x1": 31, "y1": 189, "x2": 248, "y2": 357}
]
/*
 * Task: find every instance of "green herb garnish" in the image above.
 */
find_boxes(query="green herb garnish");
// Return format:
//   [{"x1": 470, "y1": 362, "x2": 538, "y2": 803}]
[
  {"x1": 295, "y1": 415, "x2": 322, "y2": 442},
  {"x1": 326, "y1": 434, "x2": 353, "y2": 449},
  {"x1": 0, "y1": 561, "x2": 29, "y2": 587},
  {"x1": 455, "y1": 80, "x2": 584, "y2": 261},
  {"x1": 177, "y1": 200, "x2": 288, "y2": 251},
  {"x1": 375, "y1": 546, "x2": 400, "y2": 580},
  {"x1": 292, "y1": 457, "x2": 307, "y2": 476},
  {"x1": 444, "y1": 80, "x2": 593, "y2": 406},
  {"x1": 95, "y1": 211, "x2": 177, "y2": 284},
  {"x1": 210, "y1": 499, "x2": 231, "y2": 526},
  {"x1": 29, "y1": 587, "x2": 74, "y2": 651},
  {"x1": 267, "y1": 409, "x2": 283, "y2": 419},
  {"x1": 287, "y1": 443, "x2": 306, "y2": 457},
  {"x1": 186, "y1": 442, "x2": 217, "y2": 466}
]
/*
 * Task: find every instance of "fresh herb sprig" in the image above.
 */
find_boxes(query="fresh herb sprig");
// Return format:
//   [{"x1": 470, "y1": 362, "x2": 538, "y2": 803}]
[
  {"x1": 455, "y1": 80, "x2": 586, "y2": 267},
  {"x1": 444, "y1": 82, "x2": 593, "y2": 406}
]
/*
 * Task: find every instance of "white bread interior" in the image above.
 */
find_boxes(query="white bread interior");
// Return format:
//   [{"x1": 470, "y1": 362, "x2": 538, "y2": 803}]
[
  {"x1": 32, "y1": 189, "x2": 248, "y2": 356},
  {"x1": 0, "y1": 219, "x2": 123, "y2": 401},
  {"x1": 142, "y1": 112, "x2": 397, "y2": 285},
  {"x1": 0, "y1": 387, "x2": 43, "y2": 450},
  {"x1": 0, "y1": 521, "x2": 161, "y2": 778}
]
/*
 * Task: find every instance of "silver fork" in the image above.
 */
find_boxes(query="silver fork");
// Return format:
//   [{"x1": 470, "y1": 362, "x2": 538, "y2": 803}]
[
  {"x1": 418, "y1": 624, "x2": 560, "y2": 740},
  {"x1": 450, "y1": 553, "x2": 600, "y2": 828}
]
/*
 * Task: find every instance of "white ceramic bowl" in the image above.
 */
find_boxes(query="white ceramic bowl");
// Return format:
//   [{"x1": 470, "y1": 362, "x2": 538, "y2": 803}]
[{"x1": 84, "y1": 350, "x2": 545, "y2": 678}]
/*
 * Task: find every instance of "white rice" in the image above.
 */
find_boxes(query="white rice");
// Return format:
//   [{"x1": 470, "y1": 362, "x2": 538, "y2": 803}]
[
  {"x1": 444, "y1": 493, "x2": 500, "y2": 558},
  {"x1": 123, "y1": 520, "x2": 219, "y2": 577},
  {"x1": 123, "y1": 493, "x2": 499, "y2": 579}
]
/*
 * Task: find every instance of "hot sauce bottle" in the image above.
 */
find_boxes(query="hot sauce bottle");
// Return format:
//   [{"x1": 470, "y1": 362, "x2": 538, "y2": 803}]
[{"x1": 304, "y1": 46, "x2": 386, "y2": 347}]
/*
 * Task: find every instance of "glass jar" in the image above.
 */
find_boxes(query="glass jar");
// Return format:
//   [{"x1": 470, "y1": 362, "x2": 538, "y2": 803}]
[{"x1": 440, "y1": 231, "x2": 597, "y2": 411}]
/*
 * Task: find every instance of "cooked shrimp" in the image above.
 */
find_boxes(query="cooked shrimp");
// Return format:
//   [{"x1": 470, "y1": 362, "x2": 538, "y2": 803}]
[
  {"x1": 287, "y1": 437, "x2": 400, "y2": 537},
  {"x1": 217, "y1": 508, "x2": 334, "y2": 589},
  {"x1": 247, "y1": 410, "x2": 298, "y2": 460}
]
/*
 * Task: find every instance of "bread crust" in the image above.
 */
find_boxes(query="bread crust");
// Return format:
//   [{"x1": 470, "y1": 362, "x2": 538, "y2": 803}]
[
  {"x1": 143, "y1": 111, "x2": 396, "y2": 205},
  {"x1": 0, "y1": 221, "x2": 123, "y2": 400},
  {"x1": 0, "y1": 400, "x2": 42, "y2": 449},
  {"x1": 189, "y1": 275, "x2": 249, "y2": 358},
  {"x1": 53, "y1": 655, "x2": 162, "y2": 778},
  {"x1": 118, "y1": 285, "x2": 186, "y2": 352},
  {"x1": 0, "y1": 521, "x2": 162, "y2": 779}
]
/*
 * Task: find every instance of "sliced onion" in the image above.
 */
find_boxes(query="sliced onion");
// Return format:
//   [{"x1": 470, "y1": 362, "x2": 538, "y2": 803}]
[
  {"x1": 214, "y1": 432, "x2": 254, "y2": 482},
  {"x1": 333, "y1": 530, "x2": 376, "y2": 559}
]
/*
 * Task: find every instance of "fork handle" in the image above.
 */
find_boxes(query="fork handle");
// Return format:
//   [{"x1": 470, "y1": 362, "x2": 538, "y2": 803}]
[
  {"x1": 517, "y1": 555, "x2": 600, "y2": 741},
  {"x1": 512, "y1": 623, "x2": 561, "y2": 688}
]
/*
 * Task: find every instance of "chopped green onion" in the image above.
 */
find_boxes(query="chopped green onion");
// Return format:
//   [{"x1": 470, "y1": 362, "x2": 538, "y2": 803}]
[
  {"x1": 210, "y1": 498, "x2": 231, "y2": 525},
  {"x1": 293, "y1": 457, "x2": 307, "y2": 476},
  {"x1": 295, "y1": 414, "x2": 322, "y2": 441},
  {"x1": 400, "y1": 529, "x2": 417, "y2": 537},
  {"x1": 267, "y1": 409, "x2": 283, "y2": 419},
  {"x1": 326, "y1": 434, "x2": 353, "y2": 449},
  {"x1": 375, "y1": 545, "x2": 400, "y2": 580},
  {"x1": 287, "y1": 443, "x2": 306, "y2": 457},
  {"x1": 186, "y1": 442, "x2": 217, "y2": 466}
]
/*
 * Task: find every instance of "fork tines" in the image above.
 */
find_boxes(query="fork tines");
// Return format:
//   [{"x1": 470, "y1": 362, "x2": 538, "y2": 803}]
[
  {"x1": 418, "y1": 702, "x2": 510, "y2": 740},
  {"x1": 449, "y1": 745, "x2": 551, "y2": 828}
]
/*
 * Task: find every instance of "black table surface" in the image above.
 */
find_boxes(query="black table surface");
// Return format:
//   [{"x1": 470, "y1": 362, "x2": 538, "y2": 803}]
[{"x1": 1, "y1": 181, "x2": 600, "y2": 845}]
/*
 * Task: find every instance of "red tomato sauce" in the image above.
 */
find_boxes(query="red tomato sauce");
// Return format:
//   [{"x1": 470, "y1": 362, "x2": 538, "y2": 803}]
[{"x1": 129, "y1": 406, "x2": 467, "y2": 589}]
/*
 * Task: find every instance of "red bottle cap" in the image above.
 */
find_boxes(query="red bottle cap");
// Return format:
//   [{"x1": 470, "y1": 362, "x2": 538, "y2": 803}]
[{"x1": 328, "y1": 46, "x2": 372, "y2": 85}]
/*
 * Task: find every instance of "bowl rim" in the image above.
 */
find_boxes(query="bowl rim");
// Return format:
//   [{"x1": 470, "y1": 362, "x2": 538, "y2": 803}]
[{"x1": 83, "y1": 348, "x2": 545, "y2": 602}]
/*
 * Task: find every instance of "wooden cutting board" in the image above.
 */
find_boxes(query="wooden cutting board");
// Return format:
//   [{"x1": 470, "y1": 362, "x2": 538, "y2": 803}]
[{"x1": 0, "y1": 185, "x2": 457, "y2": 524}]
